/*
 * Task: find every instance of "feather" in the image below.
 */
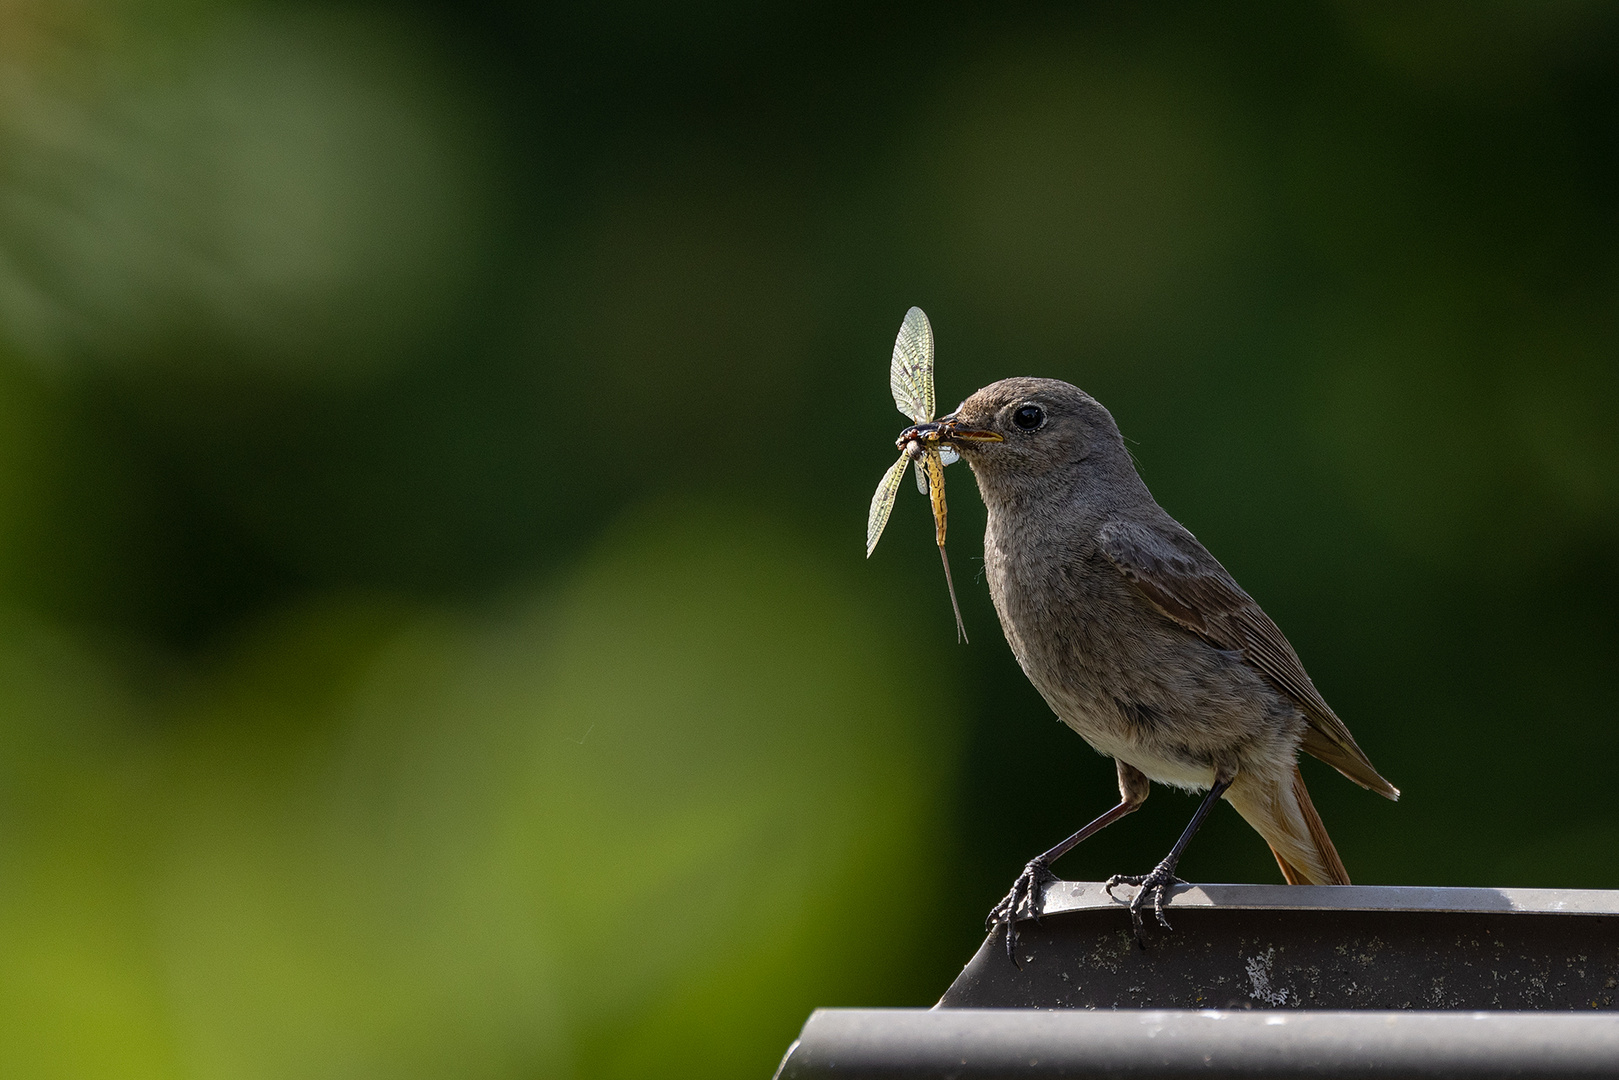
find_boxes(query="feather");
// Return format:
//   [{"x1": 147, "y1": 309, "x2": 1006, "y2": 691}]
[{"x1": 1098, "y1": 518, "x2": 1399, "y2": 801}]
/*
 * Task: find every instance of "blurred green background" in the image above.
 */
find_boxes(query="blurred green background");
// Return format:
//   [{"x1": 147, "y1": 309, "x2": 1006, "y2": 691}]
[{"x1": 0, "y1": 0, "x2": 1617, "y2": 1075}]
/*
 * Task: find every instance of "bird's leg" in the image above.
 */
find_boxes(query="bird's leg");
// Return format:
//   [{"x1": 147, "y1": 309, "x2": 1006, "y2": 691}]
[
  {"x1": 987, "y1": 763, "x2": 1149, "y2": 965},
  {"x1": 986, "y1": 800, "x2": 1137, "y2": 964},
  {"x1": 1106, "y1": 774, "x2": 1233, "y2": 943}
]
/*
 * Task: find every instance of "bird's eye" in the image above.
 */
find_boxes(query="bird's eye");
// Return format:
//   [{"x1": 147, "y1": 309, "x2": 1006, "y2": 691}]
[{"x1": 1012, "y1": 404, "x2": 1045, "y2": 431}]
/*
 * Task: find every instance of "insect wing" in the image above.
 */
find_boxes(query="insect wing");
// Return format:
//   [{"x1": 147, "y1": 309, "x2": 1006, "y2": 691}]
[
  {"x1": 889, "y1": 306, "x2": 935, "y2": 424},
  {"x1": 865, "y1": 451, "x2": 910, "y2": 557}
]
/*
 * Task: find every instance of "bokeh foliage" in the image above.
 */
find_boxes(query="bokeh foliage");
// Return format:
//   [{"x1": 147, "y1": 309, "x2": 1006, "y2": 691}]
[{"x1": 1, "y1": 1, "x2": 1617, "y2": 1076}]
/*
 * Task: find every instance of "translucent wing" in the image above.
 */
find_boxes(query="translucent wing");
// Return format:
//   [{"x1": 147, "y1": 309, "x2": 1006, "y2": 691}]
[
  {"x1": 889, "y1": 306, "x2": 935, "y2": 424},
  {"x1": 865, "y1": 451, "x2": 910, "y2": 557}
]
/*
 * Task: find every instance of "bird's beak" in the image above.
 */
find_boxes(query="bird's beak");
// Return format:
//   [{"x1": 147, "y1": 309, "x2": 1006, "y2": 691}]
[{"x1": 897, "y1": 416, "x2": 1004, "y2": 451}]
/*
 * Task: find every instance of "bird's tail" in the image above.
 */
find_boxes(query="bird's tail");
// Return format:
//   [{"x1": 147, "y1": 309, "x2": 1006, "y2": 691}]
[{"x1": 1225, "y1": 764, "x2": 1350, "y2": 886}]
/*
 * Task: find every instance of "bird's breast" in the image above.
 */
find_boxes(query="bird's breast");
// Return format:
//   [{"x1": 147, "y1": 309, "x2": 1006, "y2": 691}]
[{"x1": 983, "y1": 513, "x2": 1138, "y2": 724}]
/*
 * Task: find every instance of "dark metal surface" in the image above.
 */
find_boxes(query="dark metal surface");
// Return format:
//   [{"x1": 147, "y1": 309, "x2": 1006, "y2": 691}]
[
  {"x1": 941, "y1": 882, "x2": 1619, "y2": 1010},
  {"x1": 774, "y1": 1008, "x2": 1619, "y2": 1079}
]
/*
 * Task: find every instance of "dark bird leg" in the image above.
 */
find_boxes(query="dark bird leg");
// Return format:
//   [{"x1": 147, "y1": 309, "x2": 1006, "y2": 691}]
[
  {"x1": 1106, "y1": 774, "x2": 1234, "y2": 942},
  {"x1": 988, "y1": 762, "x2": 1149, "y2": 964}
]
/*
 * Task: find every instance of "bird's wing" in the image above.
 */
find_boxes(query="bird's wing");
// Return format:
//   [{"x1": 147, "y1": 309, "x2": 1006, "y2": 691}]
[
  {"x1": 889, "y1": 306, "x2": 935, "y2": 424},
  {"x1": 1097, "y1": 518, "x2": 1399, "y2": 800},
  {"x1": 866, "y1": 451, "x2": 910, "y2": 557}
]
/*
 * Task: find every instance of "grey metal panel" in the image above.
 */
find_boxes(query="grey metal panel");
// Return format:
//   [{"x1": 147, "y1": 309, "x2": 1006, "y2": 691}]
[
  {"x1": 941, "y1": 882, "x2": 1619, "y2": 1010},
  {"x1": 1041, "y1": 881, "x2": 1619, "y2": 917},
  {"x1": 775, "y1": 1008, "x2": 1619, "y2": 1079}
]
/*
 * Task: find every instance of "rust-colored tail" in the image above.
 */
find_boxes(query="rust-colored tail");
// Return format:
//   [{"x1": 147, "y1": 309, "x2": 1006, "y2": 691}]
[{"x1": 1226, "y1": 765, "x2": 1350, "y2": 886}]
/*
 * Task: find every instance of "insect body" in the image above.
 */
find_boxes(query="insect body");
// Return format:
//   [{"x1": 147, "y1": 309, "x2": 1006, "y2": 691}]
[{"x1": 865, "y1": 307, "x2": 997, "y2": 642}]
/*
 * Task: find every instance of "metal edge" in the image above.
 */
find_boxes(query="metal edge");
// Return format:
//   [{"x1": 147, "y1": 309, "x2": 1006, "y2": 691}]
[
  {"x1": 777, "y1": 1008, "x2": 1619, "y2": 1079},
  {"x1": 1039, "y1": 880, "x2": 1619, "y2": 917}
]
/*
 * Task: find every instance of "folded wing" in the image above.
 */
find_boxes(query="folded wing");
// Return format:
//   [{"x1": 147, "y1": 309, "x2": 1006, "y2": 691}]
[{"x1": 1098, "y1": 517, "x2": 1399, "y2": 800}]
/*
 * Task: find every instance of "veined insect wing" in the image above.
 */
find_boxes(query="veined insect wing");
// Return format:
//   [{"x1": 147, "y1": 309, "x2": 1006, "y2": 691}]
[
  {"x1": 873, "y1": 305, "x2": 969, "y2": 643},
  {"x1": 889, "y1": 306, "x2": 936, "y2": 424},
  {"x1": 865, "y1": 451, "x2": 910, "y2": 557}
]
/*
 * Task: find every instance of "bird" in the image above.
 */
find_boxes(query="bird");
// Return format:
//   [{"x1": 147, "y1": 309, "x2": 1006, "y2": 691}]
[{"x1": 898, "y1": 377, "x2": 1398, "y2": 955}]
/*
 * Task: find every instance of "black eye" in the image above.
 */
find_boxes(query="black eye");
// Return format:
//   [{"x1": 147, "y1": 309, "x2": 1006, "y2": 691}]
[{"x1": 1012, "y1": 404, "x2": 1045, "y2": 431}]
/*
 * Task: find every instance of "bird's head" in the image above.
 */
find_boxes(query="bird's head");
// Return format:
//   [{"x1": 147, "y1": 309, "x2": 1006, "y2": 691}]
[{"x1": 906, "y1": 377, "x2": 1137, "y2": 506}]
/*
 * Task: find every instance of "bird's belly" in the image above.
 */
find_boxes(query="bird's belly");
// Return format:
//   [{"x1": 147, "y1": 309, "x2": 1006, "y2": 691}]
[
  {"x1": 986, "y1": 526, "x2": 1297, "y2": 792},
  {"x1": 1055, "y1": 708, "x2": 1218, "y2": 792}
]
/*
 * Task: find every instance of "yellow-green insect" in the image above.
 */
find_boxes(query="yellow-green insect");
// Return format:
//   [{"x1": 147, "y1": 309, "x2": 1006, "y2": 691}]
[{"x1": 865, "y1": 307, "x2": 1001, "y2": 642}]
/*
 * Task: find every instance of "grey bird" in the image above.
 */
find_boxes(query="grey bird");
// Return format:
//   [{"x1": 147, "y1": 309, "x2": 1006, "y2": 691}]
[{"x1": 898, "y1": 378, "x2": 1398, "y2": 954}]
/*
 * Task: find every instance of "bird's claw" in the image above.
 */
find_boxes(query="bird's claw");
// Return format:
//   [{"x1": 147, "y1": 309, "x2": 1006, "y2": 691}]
[
  {"x1": 1105, "y1": 862, "x2": 1188, "y2": 942},
  {"x1": 986, "y1": 857, "x2": 1056, "y2": 965}
]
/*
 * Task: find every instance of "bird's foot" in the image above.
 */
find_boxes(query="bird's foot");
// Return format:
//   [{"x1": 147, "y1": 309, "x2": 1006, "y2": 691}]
[
  {"x1": 1105, "y1": 861, "x2": 1187, "y2": 942},
  {"x1": 986, "y1": 857, "x2": 1056, "y2": 966}
]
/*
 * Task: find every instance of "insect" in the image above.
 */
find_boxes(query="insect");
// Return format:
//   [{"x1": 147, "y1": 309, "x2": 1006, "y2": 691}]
[{"x1": 865, "y1": 307, "x2": 998, "y2": 642}]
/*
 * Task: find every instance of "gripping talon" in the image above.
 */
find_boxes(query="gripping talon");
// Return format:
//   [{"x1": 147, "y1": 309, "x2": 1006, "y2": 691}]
[
  {"x1": 986, "y1": 858, "x2": 1054, "y2": 967},
  {"x1": 1105, "y1": 864, "x2": 1187, "y2": 944},
  {"x1": 1103, "y1": 872, "x2": 1136, "y2": 903}
]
